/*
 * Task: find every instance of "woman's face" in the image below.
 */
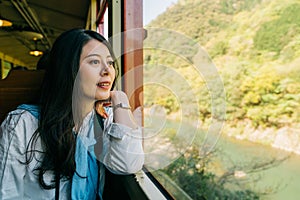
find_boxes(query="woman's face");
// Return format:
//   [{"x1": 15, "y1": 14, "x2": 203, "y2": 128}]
[{"x1": 78, "y1": 39, "x2": 116, "y2": 101}]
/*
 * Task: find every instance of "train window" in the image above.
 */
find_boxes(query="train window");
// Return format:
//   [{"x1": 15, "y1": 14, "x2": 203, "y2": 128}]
[
  {"x1": 0, "y1": 0, "x2": 297, "y2": 199},
  {"x1": 142, "y1": 1, "x2": 200, "y2": 199},
  {"x1": 142, "y1": 0, "x2": 300, "y2": 200},
  {"x1": 1, "y1": 60, "x2": 12, "y2": 79}
]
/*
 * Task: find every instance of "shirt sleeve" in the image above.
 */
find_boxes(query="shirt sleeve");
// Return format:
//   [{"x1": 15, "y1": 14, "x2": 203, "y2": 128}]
[
  {"x1": 0, "y1": 112, "x2": 28, "y2": 199},
  {"x1": 103, "y1": 123, "x2": 144, "y2": 174}
]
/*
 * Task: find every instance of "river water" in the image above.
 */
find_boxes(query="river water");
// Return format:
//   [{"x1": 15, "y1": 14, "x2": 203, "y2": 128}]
[
  {"x1": 215, "y1": 135, "x2": 300, "y2": 200},
  {"x1": 144, "y1": 115, "x2": 300, "y2": 199}
]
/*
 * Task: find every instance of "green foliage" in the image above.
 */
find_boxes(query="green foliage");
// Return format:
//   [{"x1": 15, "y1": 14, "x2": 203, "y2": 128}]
[
  {"x1": 155, "y1": 96, "x2": 179, "y2": 114},
  {"x1": 280, "y1": 37, "x2": 300, "y2": 61},
  {"x1": 240, "y1": 68, "x2": 280, "y2": 105},
  {"x1": 236, "y1": 66, "x2": 300, "y2": 127},
  {"x1": 220, "y1": 0, "x2": 236, "y2": 14},
  {"x1": 162, "y1": 146, "x2": 260, "y2": 199},
  {"x1": 210, "y1": 41, "x2": 228, "y2": 58},
  {"x1": 220, "y1": 0, "x2": 262, "y2": 14},
  {"x1": 145, "y1": 0, "x2": 300, "y2": 128},
  {"x1": 254, "y1": 3, "x2": 300, "y2": 53},
  {"x1": 240, "y1": 0, "x2": 262, "y2": 10}
]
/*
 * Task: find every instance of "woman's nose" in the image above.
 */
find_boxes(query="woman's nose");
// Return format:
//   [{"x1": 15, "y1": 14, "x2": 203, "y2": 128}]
[{"x1": 100, "y1": 63, "x2": 109, "y2": 76}]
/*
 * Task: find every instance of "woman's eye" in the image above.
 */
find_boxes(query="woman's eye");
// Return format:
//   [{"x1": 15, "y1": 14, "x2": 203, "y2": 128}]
[
  {"x1": 90, "y1": 60, "x2": 100, "y2": 65},
  {"x1": 108, "y1": 61, "x2": 114, "y2": 67}
]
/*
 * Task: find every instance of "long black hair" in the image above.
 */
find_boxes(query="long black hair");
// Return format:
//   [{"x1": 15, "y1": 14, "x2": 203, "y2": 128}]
[{"x1": 25, "y1": 28, "x2": 118, "y2": 189}]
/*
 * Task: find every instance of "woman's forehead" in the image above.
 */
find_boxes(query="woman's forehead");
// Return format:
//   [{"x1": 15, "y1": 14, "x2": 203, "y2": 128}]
[{"x1": 82, "y1": 39, "x2": 111, "y2": 58}]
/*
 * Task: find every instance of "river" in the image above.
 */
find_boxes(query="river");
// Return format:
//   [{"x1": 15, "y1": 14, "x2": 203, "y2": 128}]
[
  {"x1": 216, "y1": 135, "x2": 300, "y2": 200},
  {"x1": 144, "y1": 114, "x2": 300, "y2": 199}
]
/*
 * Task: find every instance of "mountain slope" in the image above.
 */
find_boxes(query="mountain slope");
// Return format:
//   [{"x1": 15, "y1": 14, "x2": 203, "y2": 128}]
[{"x1": 144, "y1": 0, "x2": 300, "y2": 130}]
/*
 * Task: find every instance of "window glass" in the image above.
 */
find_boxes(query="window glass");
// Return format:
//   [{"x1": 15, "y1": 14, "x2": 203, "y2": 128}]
[
  {"x1": 2, "y1": 60, "x2": 12, "y2": 79},
  {"x1": 143, "y1": 0, "x2": 300, "y2": 199}
]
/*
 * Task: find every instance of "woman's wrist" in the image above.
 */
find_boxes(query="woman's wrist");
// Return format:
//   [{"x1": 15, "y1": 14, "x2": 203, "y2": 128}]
[
  {"x1": 114, "y1": 111, "x2": 138, "y2": 129},
  {"x1": 112, "y1": 103, "x2": 131, "y2": 111},
  {"x1": 112, "y1": 104, "x2": 138, "y2": 129},
  {"x1": 109, "y1": 90, "x2": 138, "y2": 129}
]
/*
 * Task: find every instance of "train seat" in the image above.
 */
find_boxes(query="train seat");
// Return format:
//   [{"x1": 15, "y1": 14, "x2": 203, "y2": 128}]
[{"x1": 0, "y1": 70, "x2": 45, "y2": 123}]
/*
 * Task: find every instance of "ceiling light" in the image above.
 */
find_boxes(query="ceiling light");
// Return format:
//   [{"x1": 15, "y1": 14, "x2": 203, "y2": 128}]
[
  {"x1": 29, "y1": 40, "x2": 43, "y2": 56},
  {"x1": 0, "y1": 1, "x2": 13, "y2": 27},
  {"x1": 29, "y1": 50, "x2": 43, "y2": 57},
  {"x1": 0, "y1": 18, "x2": 12, "y2": 27}
]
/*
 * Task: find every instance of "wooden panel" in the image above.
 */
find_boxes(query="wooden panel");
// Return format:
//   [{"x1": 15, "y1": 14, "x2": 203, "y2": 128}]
[
  {"x1": 123, "y1": 0, "x2": 143, "y2": 109},
  {"x1": 0, "y1": 70, "x2": 45, "y2": 123}
]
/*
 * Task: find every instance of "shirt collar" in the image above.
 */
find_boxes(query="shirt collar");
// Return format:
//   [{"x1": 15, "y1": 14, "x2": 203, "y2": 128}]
[{"x1": 76, "y1": 110, "x2": 96, "y2": 147}]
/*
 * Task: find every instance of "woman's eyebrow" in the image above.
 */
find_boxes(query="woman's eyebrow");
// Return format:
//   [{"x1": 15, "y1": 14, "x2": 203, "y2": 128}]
[
  {"x1": 84, "y1": 54, "x2": 112, "y2": 59},
  {"x1": 84, "y1": 53, "x2": 101, "y2": 59}
]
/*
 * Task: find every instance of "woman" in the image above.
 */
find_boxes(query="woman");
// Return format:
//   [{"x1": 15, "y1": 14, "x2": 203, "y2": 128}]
[{"x1": 0, "y1": 29, "x2": 144, "y2": 199}]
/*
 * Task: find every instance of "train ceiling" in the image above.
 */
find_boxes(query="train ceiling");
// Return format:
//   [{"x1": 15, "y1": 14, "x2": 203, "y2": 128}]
[{"x1": 0, "y1": 0, "x2": 91, "y2": 67}]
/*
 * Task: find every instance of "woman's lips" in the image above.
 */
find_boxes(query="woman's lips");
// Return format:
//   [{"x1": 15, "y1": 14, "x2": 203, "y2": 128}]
[{"x1": 97, "y1": 81, "x2": 111, "y2": 90}]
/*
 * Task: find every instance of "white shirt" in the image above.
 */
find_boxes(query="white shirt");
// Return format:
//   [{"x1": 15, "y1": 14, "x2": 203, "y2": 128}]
[{"x1": 0, "y1": 107, "x2": 144, "y2": 200}]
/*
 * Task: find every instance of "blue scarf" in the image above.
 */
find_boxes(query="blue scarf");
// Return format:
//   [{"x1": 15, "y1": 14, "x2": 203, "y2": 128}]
[
  {"x1": 17, "y1": 104, "x2": 40, "y2": 119},
  {"x1": 72, "y1": 126, "x2": 102, "y2": 200},
  {"x1": 17, "y1": 104, "x2": 102, "y2": 199}
]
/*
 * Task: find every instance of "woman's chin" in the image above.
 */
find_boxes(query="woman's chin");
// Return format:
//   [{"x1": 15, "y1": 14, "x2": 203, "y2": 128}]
[{"x1": 95, "y1": 94, "x2": 110, "y2": 101}]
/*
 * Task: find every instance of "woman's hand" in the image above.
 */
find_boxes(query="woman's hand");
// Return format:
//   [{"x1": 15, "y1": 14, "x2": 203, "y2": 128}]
[
  {"x1": 110, "y1": 91, "x2": 130, "y2": 108},
  {"x1": 109, "y1": 91, "x2": 138, "y2": 128},
  {"x1": 95, "y1": 90, "x2": 132, "y2": 120}
]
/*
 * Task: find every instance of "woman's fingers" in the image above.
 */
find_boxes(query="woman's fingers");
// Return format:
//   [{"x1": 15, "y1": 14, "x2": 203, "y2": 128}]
[
  {"x1": 95, "y1": 101, "x2": 108, "y2": 118},
  {"x1": 110, "y1": 91, "x2": 129, "y2": 105}
]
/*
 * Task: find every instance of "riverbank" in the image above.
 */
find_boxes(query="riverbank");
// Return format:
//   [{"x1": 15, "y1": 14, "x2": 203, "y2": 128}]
[
  {"x1": 215, "y1": 131, "x2": 300, "y2": 200},
  {"x1": 223, "y1": 120, "x2": 300, "y2": 155}
]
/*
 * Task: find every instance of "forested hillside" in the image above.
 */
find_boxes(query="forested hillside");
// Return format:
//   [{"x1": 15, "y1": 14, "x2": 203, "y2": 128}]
[{"x1": 143, "y1": 0, "x2": 300, "y2": 152}]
